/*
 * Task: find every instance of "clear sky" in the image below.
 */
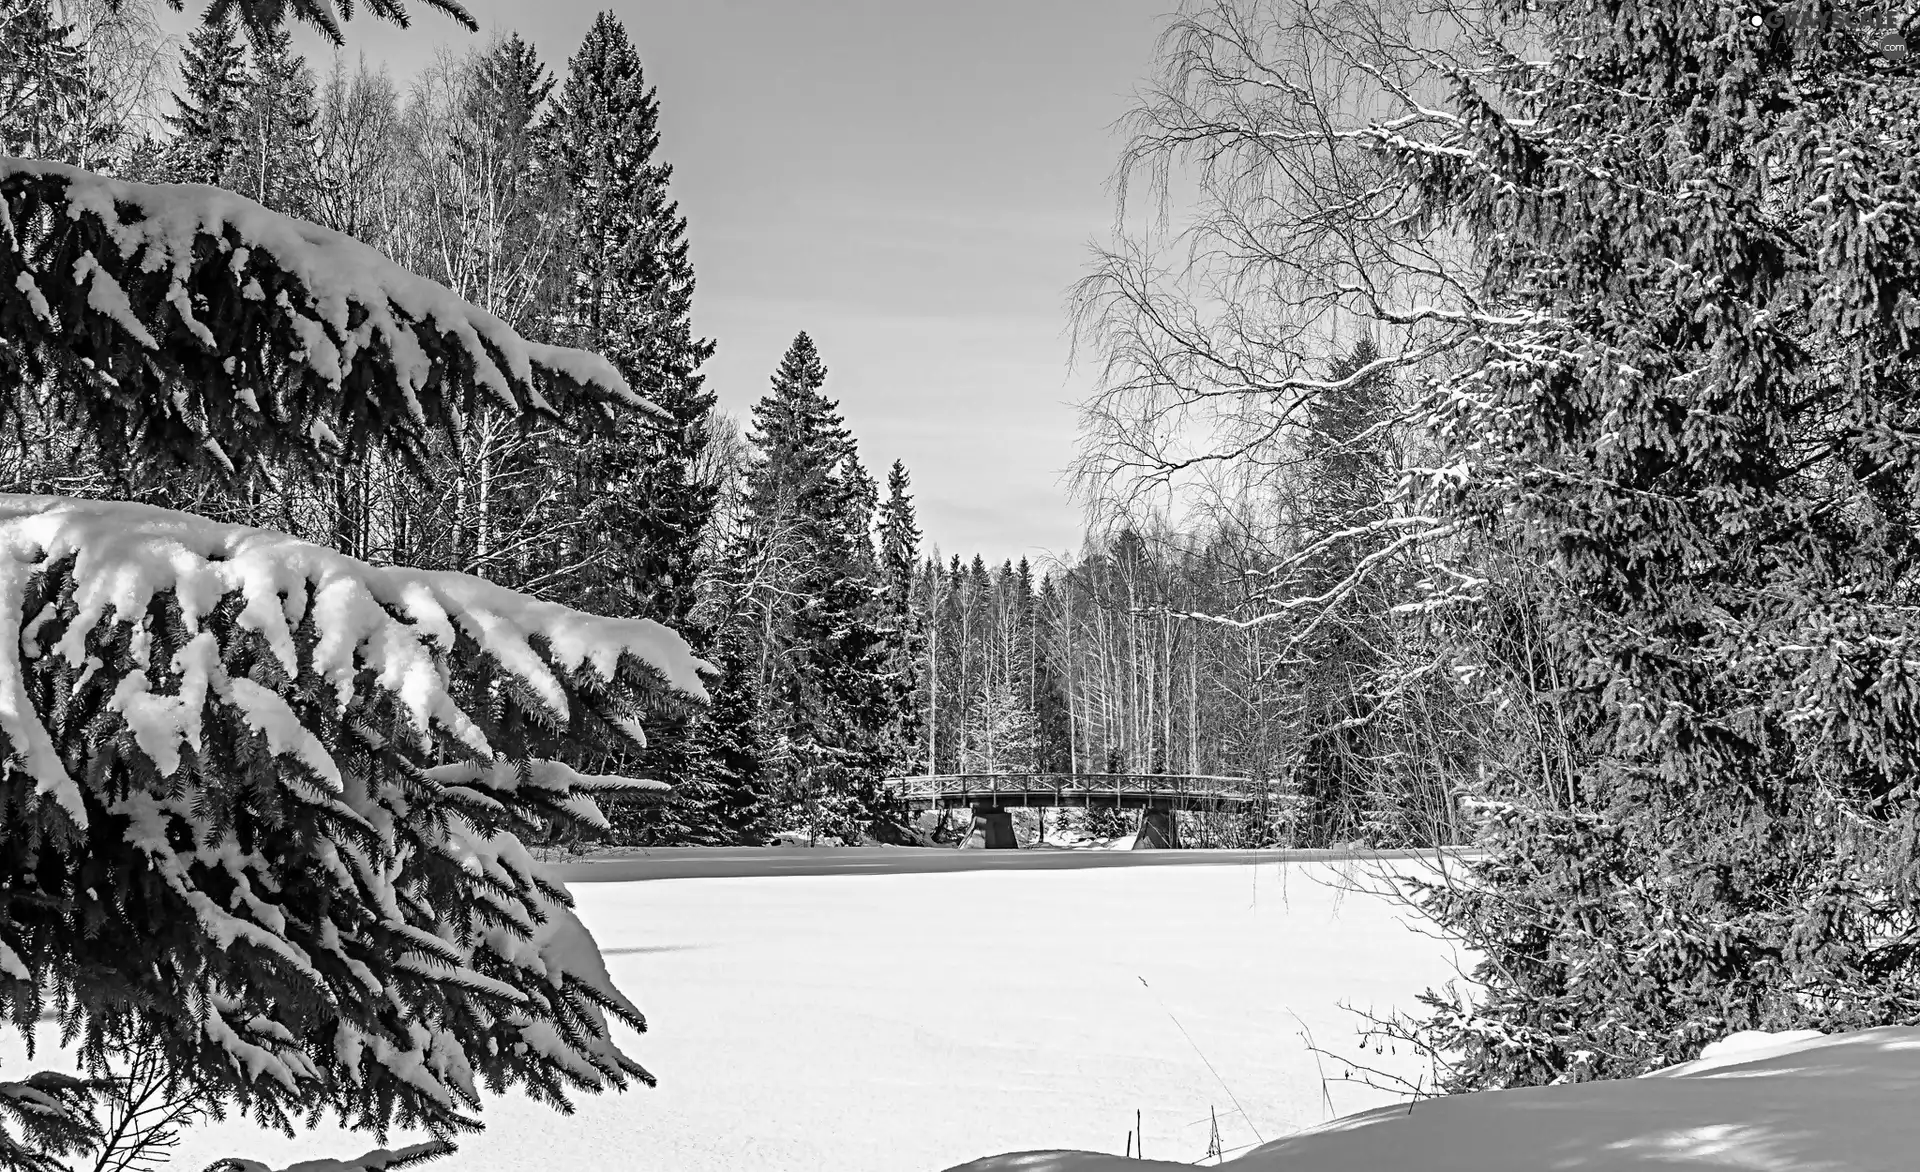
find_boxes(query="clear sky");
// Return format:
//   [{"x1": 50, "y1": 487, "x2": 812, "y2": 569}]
[{"x1": 169, "y1": 0, "x2": 1178, "y2": 566}]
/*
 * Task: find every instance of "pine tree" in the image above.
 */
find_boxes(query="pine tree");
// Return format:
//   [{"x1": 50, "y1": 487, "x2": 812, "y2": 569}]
[
  {"x1": 0, "y1": 159, "x2": 693, "y2": 1168},
  {"x1": 1290, "y1": 335, "x2": 1397, "y2": 845},
  {"x1": 162, "y1": 14, "x2": 249, "y2": 186},
  {"x1": 874, "y1": 460, "x2": 925, "y2": 774},
  {"x1": 0, "y1": 0, "x2": 107, "y2": 164},
  {"x1": 548, "y1": 11, "x2": 717, "y2": 626},
  {"x1": 228, "y1": 26, "x2": 319, "y2": 215},
  {"x1": 1385, "y1": 0, "x2": 1920, "y2": 1089},
  {"x1": 738, "y1": 334, "x2": 903, "y2": 842}
]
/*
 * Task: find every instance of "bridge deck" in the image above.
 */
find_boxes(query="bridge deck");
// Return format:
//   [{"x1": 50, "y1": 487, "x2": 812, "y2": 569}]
[{"x1": 883, "y1": 773, "x2": 1274, "y2": 812}]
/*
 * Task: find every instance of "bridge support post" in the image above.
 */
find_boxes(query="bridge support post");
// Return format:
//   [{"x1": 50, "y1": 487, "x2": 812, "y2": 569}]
[
  {"x1": 960, "y1": 805, "x2": 1018, "y2": 850},
  {"x1": 1135, "y1": 807, "x2": 1180, "y2": 849}
]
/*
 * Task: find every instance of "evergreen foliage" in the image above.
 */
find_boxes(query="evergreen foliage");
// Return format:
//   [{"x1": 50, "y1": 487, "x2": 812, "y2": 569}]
[
  {"x1": 548, "y1": 10, "x2": 716, "y2": 626},
  {"x1": 874, "y1": 460, "x2": 926, "y2": 774},
  {"x1": 0, "y1": 161, "x2": 634, "y2": 496},
  {"x1": 0, "y1": 497, "x2": 701, "y2": 1139},
  {"x1": 740, "y1": 334, "x2": 903, "y2": 842},
  {"x1": 0, "y1": 135, "x2": 700, "y2": 1165},
  {"x1": 0, "y1": 0, "x2": 108, "y2": 164},
  {"x1": 544, "y1": 14, "x2": 731, "y2": 845},
  {"x1": 150, "y1": 0, "x2": 478, "y2": 48},
  {"x1": 1388, "y1": 0, "x2": 1920, "y2": 1089},
  {"x1": 165, "y1": 15, "x2": 251, "y2": 188},
  {"x1": 1289, "y1": 335, "x2": 1400, "y2": 844},
  {"x1": 228, "y1": 27, "x2": 320, "y2": 216}
]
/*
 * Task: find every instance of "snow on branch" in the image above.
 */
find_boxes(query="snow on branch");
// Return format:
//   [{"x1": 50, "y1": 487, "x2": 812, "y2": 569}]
[
  {"x1": 0, "y1": 158, "x2": 653, "y2": 483},
  {"x1": 206, "y1": 1138, "x2": 455, "y2": 1172},
  {"x1": 0, "y1": 494, "x2": 708, "y2": 1141},
  {"x1": 0, "y1": 494, "x2": 706, "y2": 830}
]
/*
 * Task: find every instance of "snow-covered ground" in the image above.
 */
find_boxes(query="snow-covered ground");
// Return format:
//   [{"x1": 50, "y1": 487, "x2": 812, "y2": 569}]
[
  {"x1": 131, "y1": 847, "x2": 1466, "y2": 1171},
  {"x1": 948, "y1": 1026, "x2": 1920, "y2": 1171},
  {"x1": 18, "y1": 845, "x2": 1915, "y2": 1171}
]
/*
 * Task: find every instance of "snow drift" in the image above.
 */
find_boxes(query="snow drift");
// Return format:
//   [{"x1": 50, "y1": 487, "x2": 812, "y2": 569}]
[{"x1": 944, "y1": 1026, "x2": 1920, "y2": 1172}]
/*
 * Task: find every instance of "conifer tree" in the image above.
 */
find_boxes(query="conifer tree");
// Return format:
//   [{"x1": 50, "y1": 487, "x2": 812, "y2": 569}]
[
  {"x1": 162, "y1": 14, "x2": 249, "y2": 187},
  {"x1": 548, "y1": 10, "x2": 717, "y2": 626},
  {"x1": 1380, "y1": 0, "x2": 1920, "y2": 1089},
  {"x1": 167, "y1": 0, "x2": 477, "y2": 48},
  {"x1": 739, "y1": 333, "x2": 902, "y2": 841},
  {"x1": 876, "y1": 460, "x2": 926, "y2": 773},
  {"x1": 229, "y1": 26, "x2": 319, "y2": 215},
  {"x1": 878, "y1": 460, "x2": 922, "y2": 609},
  {"x1": 537, "y1": 14, "x2": 726, "y2": 846},
  {"x1": 676, "y1": 613, "x2": 777, "y2": 845},
  {"x1": 0, "y1": 0, "x2": 107, "y2": 163},
  {"x1": 0, "y1": 157, "x2": 693, "y2": 1170},
  {"x1": 1291, "y1": 335, "x2": 1397, "y2": 845}
]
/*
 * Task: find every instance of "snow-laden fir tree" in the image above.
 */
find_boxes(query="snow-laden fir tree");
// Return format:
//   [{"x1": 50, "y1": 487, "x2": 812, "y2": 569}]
[
  {"x1": 228, "y1": 26, "x2": 319, "y2": 217},
  {"x1": 1371, "y1": 0, "x2": 1920, "y2": 1090},
  {"x1": 163, "y1": 14, "x2": 250, "y2": 188},
  {"x1": 737, "y1": 333, "x2": 904, "y2": 842},
  {"x1": 543, "y1": 13, "x2": 736, "y2": 846},
  {"x1": 0, "y1": 0, "x2": 109, "y2": 164},
  {"x1": 0, "y1": 153, "x2": 702, "y2": 1168},
  {"x1": 547, "y1": 11, "x2": 717, "y2": 626},
  {"x1": 168, "y1": 0, "x2": 477, "y2": 47}
]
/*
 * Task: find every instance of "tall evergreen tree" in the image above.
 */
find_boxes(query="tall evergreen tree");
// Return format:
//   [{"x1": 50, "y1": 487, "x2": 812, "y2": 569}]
[
  {"x1": 0, "y1": 0, "x2": 106, "y2": 163},
  {"x1": 1385, "y1": 0, "x2": 1920, "y2": 1091},
  {"x1": 739, "y1": 333, "x2": 902, "y2": 841},
  {"x1": 876, "y1": 460, "x2": 926, "y2": 773},
  {"x1": 536, "y1": 14, "x2": 728, "y2": 845},
  {"x1": 228, "y1": 27, "x2": 318, "y2": 214},
  {"x1": 1290, "y1": 335, "x2": 1398, "y2": 844},
  {"x1": 878, "y1": 461, "x2": 922, "y2": 607},
  {"x1": 162, "y1": 15, "x2": 249, "y2": 186},
  {"x1": 548, "y1": 10, "x2": 717, "y2": 626}
]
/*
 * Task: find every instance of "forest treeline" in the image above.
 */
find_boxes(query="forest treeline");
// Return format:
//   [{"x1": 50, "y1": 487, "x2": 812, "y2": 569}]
[{"x1": 5, "y1": 1, "x2": 1460, "y2": 851}]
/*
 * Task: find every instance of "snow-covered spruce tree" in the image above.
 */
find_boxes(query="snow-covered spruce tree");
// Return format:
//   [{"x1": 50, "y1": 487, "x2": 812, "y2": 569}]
[
  {"x1": 0, "y1": 0, "x2": 111, "y2": 165},
  {"x1": 547, "y1": 11, "x2": 717, "y2": 626},
  {"x1": 0, "y1": 162, "x2": 704, "y2": 1165},
  {"x1": 1374, "y1": 0, "x2": 1920, "y2": 1089},
  {"x1": 737, "y1": 334, "x2": 904, "y2": 842},
  {"x1": 875, "y1": 459, "x2": 926, "y2": 775},
  {"x1": 0, "y1": 159, "x2": 632, "y2": 492},
  {"x1": 163, "y1": 15, "x2": 250, "y2": 189},
  {"x1": 227, "y1": 26, "x2": 320, "y2": 218},
  {"x1": 544, "y1": 14, "x2": 731, "y2": 847},
  {"x1": 152, "y1": 0, "x2": 477, "y2": 47}
]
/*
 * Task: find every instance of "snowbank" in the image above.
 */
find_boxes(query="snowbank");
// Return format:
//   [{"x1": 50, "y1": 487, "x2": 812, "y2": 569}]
[{"x1": 944, "y1": 1027, "x2": 1920, "y2": 1172}]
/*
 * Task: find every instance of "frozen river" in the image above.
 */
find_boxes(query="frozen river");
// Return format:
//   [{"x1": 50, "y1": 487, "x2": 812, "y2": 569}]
[{"x1": 148, "y1": 846, "x2": 1466, "y2": 1171}]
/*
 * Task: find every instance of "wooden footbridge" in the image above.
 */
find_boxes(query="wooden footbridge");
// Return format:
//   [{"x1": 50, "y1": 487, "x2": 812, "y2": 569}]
[{"x1": 882, "y1": 773, "x2": 1274, "y2": 850}]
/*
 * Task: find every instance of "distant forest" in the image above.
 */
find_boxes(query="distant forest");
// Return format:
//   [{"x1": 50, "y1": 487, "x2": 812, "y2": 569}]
[{"x1": 2, "y1": 2, "x2": 1469, "y2": 852}]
